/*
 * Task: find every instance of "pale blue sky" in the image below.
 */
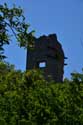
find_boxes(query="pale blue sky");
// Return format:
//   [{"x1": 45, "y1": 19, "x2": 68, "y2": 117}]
[{"x1": 1, "y1": 0, "x2": 83, "y2": 79}]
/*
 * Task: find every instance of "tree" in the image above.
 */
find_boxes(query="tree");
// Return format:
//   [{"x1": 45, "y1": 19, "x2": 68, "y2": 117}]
[
  {"x1": 0, "y1": 62, "x2": 83, "y2": 124},
  {"x1": 0, "y1": 3, "x2": 34, "y2": 61}
]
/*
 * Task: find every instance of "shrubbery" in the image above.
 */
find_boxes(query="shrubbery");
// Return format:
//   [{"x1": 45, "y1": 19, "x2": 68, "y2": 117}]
[{"x1": 0, "y1": 62, "x2": 83, "y2": 124}]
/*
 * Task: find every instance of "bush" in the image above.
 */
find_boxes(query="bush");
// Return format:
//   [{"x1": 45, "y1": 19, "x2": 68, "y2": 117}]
[{"x1": 0, "y1": 62, "x2": 83, "y2": 124}]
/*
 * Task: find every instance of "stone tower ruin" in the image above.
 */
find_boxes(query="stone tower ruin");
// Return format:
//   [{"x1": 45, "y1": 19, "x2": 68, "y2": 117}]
[{"x1": 27, "y1": 34, "x2": 67, "y2": 82}]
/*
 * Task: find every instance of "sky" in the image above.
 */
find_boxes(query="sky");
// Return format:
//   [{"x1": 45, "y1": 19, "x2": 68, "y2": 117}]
[{"x1": 0, "y1": 0, "x2": 83, "y2": 79}]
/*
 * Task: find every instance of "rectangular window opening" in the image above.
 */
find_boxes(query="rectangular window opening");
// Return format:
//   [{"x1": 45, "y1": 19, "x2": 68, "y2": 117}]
[{"x1": 39, "y1": 62, "x2": 46, "y2": 68}]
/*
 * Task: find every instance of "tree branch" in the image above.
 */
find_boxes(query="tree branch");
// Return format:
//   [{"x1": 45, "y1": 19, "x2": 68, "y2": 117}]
[{"x1": 3, "y1": 20, "x2": 18, "y2": 40}]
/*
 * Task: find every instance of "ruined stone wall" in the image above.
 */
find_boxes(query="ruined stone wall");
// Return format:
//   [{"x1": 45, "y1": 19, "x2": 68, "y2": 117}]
[{"x1": 27, "y1": 34, "x2": 65, "y2": 82}]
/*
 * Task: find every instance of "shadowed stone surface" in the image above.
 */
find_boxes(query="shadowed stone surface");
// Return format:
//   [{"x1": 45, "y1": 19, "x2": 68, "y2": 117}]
[{"x1": 27, "y1": 34, "x2": 65, "y2": 82}]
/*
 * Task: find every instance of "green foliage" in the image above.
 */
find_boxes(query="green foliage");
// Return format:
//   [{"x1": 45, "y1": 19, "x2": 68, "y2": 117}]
[
  {"x1": 0, "y1": 3, "x2": 34, "y2": 61},
  {"x1": 0, "y1": 62, "x2": 83, "y2": 124}
]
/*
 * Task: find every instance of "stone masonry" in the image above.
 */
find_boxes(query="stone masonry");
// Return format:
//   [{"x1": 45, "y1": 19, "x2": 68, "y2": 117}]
[{"x1": 27, "y1": 34, "x2": 66, "y2": 82}]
